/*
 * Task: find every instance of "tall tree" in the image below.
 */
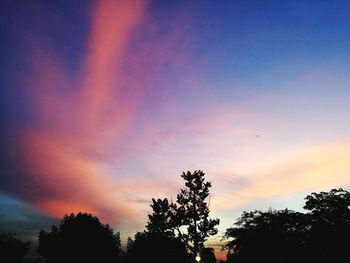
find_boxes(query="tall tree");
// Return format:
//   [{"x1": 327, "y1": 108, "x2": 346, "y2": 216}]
[
  {"x1": 146, "y1": 170, "x2": 220, "y2": 258},
  {"x1": 176, "y1": 170, "x2": 220, "y2": 256}
]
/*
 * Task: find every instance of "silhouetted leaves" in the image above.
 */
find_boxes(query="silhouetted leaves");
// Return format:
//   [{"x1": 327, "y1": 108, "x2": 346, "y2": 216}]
[
  {"x1": 224, "y1": 209, "x2": 309, "y2": 263},
  {"x1": 0, "y1": 233, "x2": 30, "y2": 263},
  {"x1": 146, "y1": 170, "x2": 220, "y2": 258},
  {"x1": 177, "y1": 170, "x2": 220, "y2": 255},
  {"x1": 304, "y1": 188, "x2": 350, "y2": 262},
  {"x1": 37, "y1": 213, "x2": 121, "y2": 263},
  {"x1": 224, "y1": 188, "x2": 350, "y2": 263},
  {"x1": 146, "y1": 198, "x2": 175, "y2": 237}
]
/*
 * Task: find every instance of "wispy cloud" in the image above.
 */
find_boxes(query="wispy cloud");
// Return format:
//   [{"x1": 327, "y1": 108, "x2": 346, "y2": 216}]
[{"x1": 211, "y1": 138, "x2": 350, "y2": 212}]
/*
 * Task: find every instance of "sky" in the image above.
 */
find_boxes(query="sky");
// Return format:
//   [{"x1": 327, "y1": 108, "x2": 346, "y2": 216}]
[{"x1": 1, "y1": 0, "x2": 350, "y2": 259}]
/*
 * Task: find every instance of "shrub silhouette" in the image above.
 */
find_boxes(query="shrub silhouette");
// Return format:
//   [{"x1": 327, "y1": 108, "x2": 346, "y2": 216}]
[
  {"x1": 0, "y1": 233, "x2": 30, "y2": 263},
  {"x1": 37, "y1": 213, "x2": 121, "y2": 263}
]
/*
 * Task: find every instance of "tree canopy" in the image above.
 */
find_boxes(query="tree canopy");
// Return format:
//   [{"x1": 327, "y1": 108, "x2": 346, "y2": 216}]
[
  {"x1": 224, "y1": 188, "x2": 350, "y2": 263},
  {"x1": 37, "y1": 213, "x2": 121, "y2": 263},
  {"x1": 303, "y1": 188, "x2": 350, "y2": 263}
]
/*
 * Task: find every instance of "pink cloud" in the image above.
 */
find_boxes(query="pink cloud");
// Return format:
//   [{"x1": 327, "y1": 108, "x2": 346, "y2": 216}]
[
  {"x1": 8, "y1": 0, "x2": 212, "y2": 228},
  {"x1": 9, "y1": 0, "x2": 147, "y2": 224},
  {"x1": 81, "y1": 0, "x2": 146, "y2": 131}
]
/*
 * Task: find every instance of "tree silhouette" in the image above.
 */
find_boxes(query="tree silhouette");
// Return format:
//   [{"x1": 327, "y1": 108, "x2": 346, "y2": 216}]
[
  {"x1": 126, "y1": 231, "x2": 190, "y2": 263},
  {"x1": 304, "y1": 188, "x2": 350, "y2": 223},
  {"x1": 147, "y1": 170, "x2": 219, "y2": 259},
  {"x1": 224, "y1": 188, "x2": 350, "y2": 263},
  {"x1": 0, "y1": 233, "x2": 30, "y2": 263},
  {"x1": 37, "y1": 213, "x2": 121, "y2": 263},
  {"x1": 304, "y1": 188, "x2": 350, "y2": 262},
  {"x1": 200, "y1": 247, "x2": 216, "y2": 263},
  {"x1": 224, "y1": 209, "x2": 308, "y2": 263},
  {"x1": 176, "y1": 170, "x2": 220, "y2": 256}
]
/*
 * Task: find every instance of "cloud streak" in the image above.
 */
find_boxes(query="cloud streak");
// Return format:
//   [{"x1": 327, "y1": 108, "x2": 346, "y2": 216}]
[{"x1": 1, "y1": 0, "x2": 147, "y2": 224}]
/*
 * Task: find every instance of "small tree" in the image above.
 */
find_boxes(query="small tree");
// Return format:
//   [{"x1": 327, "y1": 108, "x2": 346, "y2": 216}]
[{"x1": 147, "y1": 170, "x2": 220, "y2": 258}]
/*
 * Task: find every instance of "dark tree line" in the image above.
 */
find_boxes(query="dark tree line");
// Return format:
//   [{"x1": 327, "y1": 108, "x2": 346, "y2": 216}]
[
  {"x1": 1, "y1": 170, "x2": 218, "y2": 263},
  {"x1": 224, "y1": 188, "x2": 350, "y2": 263},
  {"x1": 0, "y1": 233, "x2": 30, "y2": 263},
  {"x1": 1, "y1": 170, "x2": 349, "y2": 263}
]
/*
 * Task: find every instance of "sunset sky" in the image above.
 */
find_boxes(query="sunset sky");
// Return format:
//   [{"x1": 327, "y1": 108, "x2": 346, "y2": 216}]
[{"x1": 1, "y1": 0, "x2": 350, "y2": 258}]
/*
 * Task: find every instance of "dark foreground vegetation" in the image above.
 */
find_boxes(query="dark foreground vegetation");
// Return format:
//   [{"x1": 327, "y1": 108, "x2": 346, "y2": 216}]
[
  {"x1": 224, "y1": 188, "x2": 350, "y2": 263},
  {"x1": 1, "y1": 170, "x2": 349, "y2": 263}
]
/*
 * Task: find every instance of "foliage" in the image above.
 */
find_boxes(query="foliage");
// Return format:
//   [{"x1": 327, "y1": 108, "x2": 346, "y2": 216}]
[
  {"x1": 146, "y1": 170, "x2": 220, "y2": 256},
  {"x1": 304, "y1": 188, "x2": 350, "y2": 262},
  {"x1": 146, "y1": 198, "x2": 175, "y2": 237},
  {"x1": 0, "y1": 232, "x2": 30, "y2": 263},
  {"x1": 224, "y1": 209, "x2": 309, "y2": 263},
  {"x1": 304, "y1": 188, "x2": 350, "y2": 223},
  {"x1": 126, "y1": 231, "x2": 190, "y2": 263},
  {"x1": 37, "y1": 213, "x2": 121, "y2": 263},
  {"x1": 224, "y1": 188, "x2": 350, "y2": 263},
  {"x1": 200, "y1": 247, "x2": 216, "y2": 263},
  {"x1": 177, "y1": 170, "x2": 220, "y2": 254}
]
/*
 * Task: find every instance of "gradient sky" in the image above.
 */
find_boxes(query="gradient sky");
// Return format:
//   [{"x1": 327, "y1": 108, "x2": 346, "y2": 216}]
[{"x1": 1, "y1": 0, "x2": 350, "y2": 259}]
